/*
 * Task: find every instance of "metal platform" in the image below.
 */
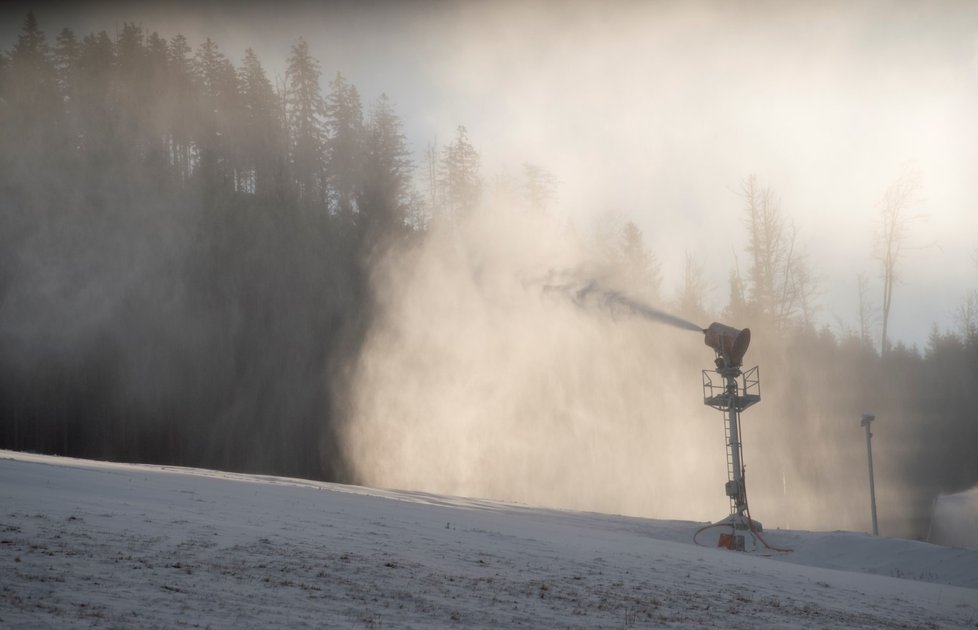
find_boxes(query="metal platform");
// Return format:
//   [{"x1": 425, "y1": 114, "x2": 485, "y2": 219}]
[{"x1": 702, "y1": 365, "x2": 760, "y2": 412}]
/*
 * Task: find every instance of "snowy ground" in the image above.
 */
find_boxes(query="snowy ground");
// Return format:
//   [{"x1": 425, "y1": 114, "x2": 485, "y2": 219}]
[{"x1": 1, "y1": 450, "x2": 976, "y2": 628}]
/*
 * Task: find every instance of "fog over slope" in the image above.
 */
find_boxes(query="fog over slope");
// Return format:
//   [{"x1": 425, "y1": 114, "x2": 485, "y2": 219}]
[{"x1": 0, "y1": 1, "x2": 976, "y2": 540}]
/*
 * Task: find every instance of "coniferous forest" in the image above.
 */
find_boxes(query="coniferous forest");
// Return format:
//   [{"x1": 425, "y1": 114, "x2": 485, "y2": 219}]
[
  {"x1": 0, "y1": 14, "x2": 422, "y2": 479},
  {"x1": 1, "y1": 12, "x2": 976, "y2": 538}
]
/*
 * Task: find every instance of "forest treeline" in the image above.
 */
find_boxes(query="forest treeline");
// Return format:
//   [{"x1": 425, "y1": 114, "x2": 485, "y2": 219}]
[
  {"x1": 0, "y1": 13, "x2": 440, "y2": 479},
  {"x1": 0, "y1": 13, "x2": 530, "y2": 480},
  {"x1": 1, "y1": 13, "x2": 975, "y2": 536}
]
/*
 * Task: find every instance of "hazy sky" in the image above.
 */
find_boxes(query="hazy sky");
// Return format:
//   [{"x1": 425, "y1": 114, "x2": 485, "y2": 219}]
[{"x1": 4, "y1": 0, "x2": 977, "y2": 347}]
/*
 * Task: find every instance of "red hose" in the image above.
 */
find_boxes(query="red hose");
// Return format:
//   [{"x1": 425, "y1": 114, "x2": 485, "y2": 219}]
[{"x1": 693, "y1": 467, "x2": 792, "y2": 553}]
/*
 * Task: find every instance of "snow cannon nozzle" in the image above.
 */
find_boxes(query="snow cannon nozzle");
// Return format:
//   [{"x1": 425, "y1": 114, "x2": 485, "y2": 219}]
[{"x1": 704, "y1": 322, "x2": 751, "y2": 369}]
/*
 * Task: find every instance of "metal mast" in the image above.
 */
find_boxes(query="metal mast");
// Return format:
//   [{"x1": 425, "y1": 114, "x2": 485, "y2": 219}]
[
  {"x1": 861, "y1": 414, "x2": 878, "y2": 536},
  {"x1": 701, "y1": 323, "x2": 761, "y2": 543},
  {"x1": 704, "y1": 363, "x2": 760, "y2": 521}
]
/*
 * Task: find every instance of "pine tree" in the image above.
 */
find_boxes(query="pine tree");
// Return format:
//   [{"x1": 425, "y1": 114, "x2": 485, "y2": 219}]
[
  {"x1": 619, "y1": 221, "x2": 662, "y2": 300},
  {"x1": 194, "y1": 38, "x2": 239, "y2": 192},
  {"x1": 4, "y1": 12, "x2": 61, "y2": 174},
  {"x1": 0, "y1": 48, "x2": 7, "y2": 98},
  {"x1": 238, "y1": 48, "x2": 284, "y2": 198},
  {"x1": 521, "y1": 162, "x2": 556, "y2": 213},
  {"x1": 143, "y1": 32, "x2": 171, "y2": 170},
  {"x1": 52, "y1": 28, "x2": 81, "y2": 162},
  {"x1": 284, "y1": 38, "x2": 327, "y2": 208},
  {"x1": 725, "y1": 268, "x2": 749, "y2": 323},
  {"x1": 326, "y1": 72, "x2": 365, "y2": 219},
  {"x1": 677, "y1": 252, "x2": 709, "y2": 324},
  {"x1": 145, "y1": 32, "x2": 168, "y2": 65},
  {"x1": 9, "y1": 12, "x2": 54, "y2": 86},
  {"x1": 113, "y1": 23, "x2": 155, "y2": 166},
  {"x1": 423, "y1": 140, "x2": 440, "y2": 224},
  {"x1": 53, "y1": 27, "x2": 79, "y2": 92},
  {"x1": 74, "y1": 31, "x2": 116, "y2": 165},
  {"x1": 166, "y1": 34, "x2": 196, "y2": 182},
  {"x1": 438, "y1": 125, "x2": 480, "y2": 226},
  {"x1": 360, "y1": 93, "x2": 412, "y2": 242}
]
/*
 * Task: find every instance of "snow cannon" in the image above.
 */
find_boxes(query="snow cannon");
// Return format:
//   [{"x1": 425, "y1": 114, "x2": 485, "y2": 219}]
[
  {"x1": 703, "y1": 323, "x2": 751, "y2": 369},
  {"x1": 698, "y1": 322, "x2": 772, "y2": 552}
]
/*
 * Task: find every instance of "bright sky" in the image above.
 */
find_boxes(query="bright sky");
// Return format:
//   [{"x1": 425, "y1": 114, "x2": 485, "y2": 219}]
[{"x1": 3, "y1": 0, "x2": 977, "y2": 348}]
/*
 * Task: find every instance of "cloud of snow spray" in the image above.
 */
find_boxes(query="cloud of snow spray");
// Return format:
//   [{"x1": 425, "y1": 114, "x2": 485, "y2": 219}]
[
  {"x1": 536, "y1": 271, "x2": 704, "y2": 333},
  {"x1": 342, "y1": 206, "x2": 731, "y2": 522},
  {"x1": 342, "y1": 203, "x2": 946, "y2": 537}
]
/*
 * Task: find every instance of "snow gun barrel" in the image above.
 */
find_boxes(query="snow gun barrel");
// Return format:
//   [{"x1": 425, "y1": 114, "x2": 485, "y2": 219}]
[{"x1": 703, "y1": 322, "x2": 751, "y2": 368}]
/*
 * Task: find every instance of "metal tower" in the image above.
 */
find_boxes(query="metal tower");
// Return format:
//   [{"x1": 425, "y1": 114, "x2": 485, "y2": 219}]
[{"x1": 701, "y1": 323, "x2": 761, "y2": 547}]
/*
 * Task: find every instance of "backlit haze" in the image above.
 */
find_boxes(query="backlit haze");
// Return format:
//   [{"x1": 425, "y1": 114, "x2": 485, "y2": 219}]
[
  {"x1": 4, "y1": 1, "x2": 975, "y2": 347},
  {"x1": 2, "y1": 1, "x2": 976, "y2": 534}
]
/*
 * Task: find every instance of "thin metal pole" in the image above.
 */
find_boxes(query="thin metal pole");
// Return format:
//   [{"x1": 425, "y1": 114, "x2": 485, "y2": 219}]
[
  {"x1": 726, "y1": 371, "x2": 745, "y2": 518},
  {"x1": 861, "y1": 414, "x2": 878, "y2": 536}
]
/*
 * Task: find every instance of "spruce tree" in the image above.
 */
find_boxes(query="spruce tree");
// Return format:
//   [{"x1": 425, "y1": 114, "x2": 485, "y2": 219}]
[
  {"x1": 75, "y1": 31, "x2": 116, "y2": 165},
  {"x1": 284, "y1": 38, "x2": 326, "y2": 208},
  {"x1": 5, "y1": 12, "x2": 61, "y2": 173},
  {"x1": 326, "y1": 72, "x2": 365, "y2": 220},
  {"x1": 194, "y1": 38, "x2": 239, "y2": 193},
  {"x1": 238, "y1": 48, "x2": 283, "y2": 198},
  {"x1": 166, "y1": 34, "x2": 196, "y2": 182},
  {"x1": 360, "y1": 93, "x2": 412, "y2": 243},
  {"x1": 438, "y1": 125, "x2": 480, "y2": 226}
]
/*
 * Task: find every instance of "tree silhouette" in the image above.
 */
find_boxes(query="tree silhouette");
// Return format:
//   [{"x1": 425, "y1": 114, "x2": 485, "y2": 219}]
[
  {"x1": 5, "y1": 11, "x2": 61, "y2": 174},
  {"x1": 238, "y1": 48, "x2": 284, "y2": 198},
  {"x1": 876, "y1": 167, "x2": 923, "y2": 356},
  {"x1": 74, "y1": 31, "x2": 115, "y2": 167},
  {"x1": 326, "y1": 72, "x2": 365, "y2": 220},
  {"x1": 360, "y1": 93, "x2": 413, "y2": 245},
  {"x1": 193, "y1": 38, "x2": 241, "y2": 194},
  {"x1": 741, "y1": 175, "x2": 811, "y2": 328},
  {"x1": 53, "y1": 27, "x2": 79, "y2": 92},
  {"x1": 677, "y1": 252, "x2": 709, "y2": 324},
  {"x1": 438, "y1": 125, "x2": 481, "y2": 226},
  {"x1": 521, "y1": 162, "x2": 556, "y2": 213},
  {"x1": 285, "y1": 37, "x2": 327, "y2": 208},
  {"x1": 619, "y1": 221, "x2": 662, "y2": 300},
  {"x1": 166, "y1": 33, "x2": 196, "y2": 182},
  {"x1": 0, "y1": 14, "x2": 975, "y2": 541}
]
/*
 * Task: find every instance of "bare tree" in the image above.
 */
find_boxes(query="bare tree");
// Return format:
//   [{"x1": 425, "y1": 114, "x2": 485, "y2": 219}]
[
  {"x1": 875, "y1": 167, "x2": 923, "y2": 356},
  {"x1": 740, "y1": 175, "x2": 813, "y2": 328}
]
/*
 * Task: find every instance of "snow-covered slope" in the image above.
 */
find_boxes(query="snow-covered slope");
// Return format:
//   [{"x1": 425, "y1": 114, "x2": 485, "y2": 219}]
[{"x1": 1, "y1": 450, "x2": 976, "y2": 628}]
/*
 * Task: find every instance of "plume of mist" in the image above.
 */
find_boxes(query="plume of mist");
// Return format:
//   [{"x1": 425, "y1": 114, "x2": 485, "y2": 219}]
[
  {"x1": 1, "y1": 2, "x2": 973, "y2": 539},
  {"x1": 343, "y1": 205, "x2": 728, "y2": 522},
  {"x1": 530, "y1": 270, "x2": 704, "y2": 332},
  {"x1": 344, "y1": 202, "x2": 949, "y2": 538}
]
